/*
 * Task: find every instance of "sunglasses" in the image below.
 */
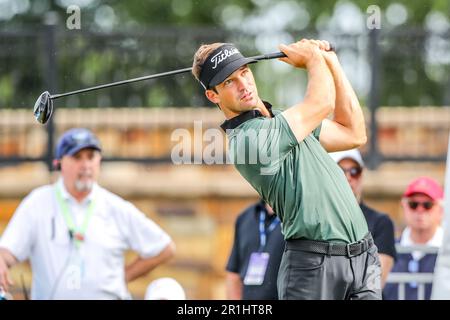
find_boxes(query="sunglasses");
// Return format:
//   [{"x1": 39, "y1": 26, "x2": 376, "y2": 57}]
[
  {"x1": 341, "y1": 167, "x2": 362, "y2": 178},
  {"x1": 407, "y1": 200, "x2": 435, "y2": 211}
]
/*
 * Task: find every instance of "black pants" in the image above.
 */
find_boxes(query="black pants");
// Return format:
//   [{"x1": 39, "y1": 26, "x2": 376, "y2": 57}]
[{"x1": 277, "y1": 235, "x2": 382, "y2": 300}]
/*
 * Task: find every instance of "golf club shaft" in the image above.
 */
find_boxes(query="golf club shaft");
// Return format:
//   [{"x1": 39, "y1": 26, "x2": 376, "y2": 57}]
[
  {"x1": 248, "y1": 52, "x2": 287, "y2": 60},
  {"x1": 50, "y1": 52, "x2": 287, "y2": 100},
  {"x1": 50, "y1": 45, "x2": 334, "y2": 100},
  {"x1": 50, "y1": 67, "x2": 193, "y2": 100}
]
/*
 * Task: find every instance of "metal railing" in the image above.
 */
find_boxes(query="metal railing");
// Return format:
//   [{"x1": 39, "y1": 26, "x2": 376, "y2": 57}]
[{"x1": 386, "y1": 245, "x2": 439, "y2": 300}]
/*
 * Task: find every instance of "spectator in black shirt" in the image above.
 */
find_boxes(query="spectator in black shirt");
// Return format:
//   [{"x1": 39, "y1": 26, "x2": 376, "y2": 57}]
[
  {"x1": 226, "y1": 200, "x2": 285, "y2": 300},
  {"x1": 330, "y1": 149, "x2": 396, "y2": 288}
]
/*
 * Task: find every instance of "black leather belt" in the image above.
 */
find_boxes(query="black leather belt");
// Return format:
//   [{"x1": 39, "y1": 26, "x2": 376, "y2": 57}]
[{"x1": 286, "y1": 233, "x2": 373, "y2": 257}]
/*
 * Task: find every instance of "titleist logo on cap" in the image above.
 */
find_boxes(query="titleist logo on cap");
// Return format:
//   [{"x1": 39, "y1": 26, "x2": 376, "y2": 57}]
[
  {"x1": 198, "y1": 43, "x2": 256, "y2": 90},
  {"x1": 210, "y1": 48, "x2": 240, "y2": 69}
]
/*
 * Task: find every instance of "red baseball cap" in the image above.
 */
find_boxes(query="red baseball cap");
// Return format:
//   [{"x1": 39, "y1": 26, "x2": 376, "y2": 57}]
[{"x1": 403, "y1": 177, "x2": 444, "y2": 200}]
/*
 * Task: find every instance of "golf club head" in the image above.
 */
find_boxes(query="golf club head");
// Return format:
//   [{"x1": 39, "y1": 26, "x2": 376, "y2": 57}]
[{"x1": 33, "y1": 91, "x2": 53, "y2": 124}]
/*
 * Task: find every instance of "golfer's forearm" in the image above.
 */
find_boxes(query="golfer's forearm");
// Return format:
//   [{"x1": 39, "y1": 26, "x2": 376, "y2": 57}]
[
  {"x1": 325, "y1": 58, "x2": 348, "y2": 119},
  {"x1": 302, "y1": 54, "x2": 335, "y2": 116},
  {"x1": 282, "y1": 54, "x2": 335, "y2": 142},
  {"x1": 326, "y1": 58, "x2": 366, "y2": 143}
]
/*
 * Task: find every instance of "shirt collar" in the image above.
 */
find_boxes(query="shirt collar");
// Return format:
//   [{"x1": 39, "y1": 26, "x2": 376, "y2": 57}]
[
  {"x1": 400, "y1": 226, "x2": 443, "y2": 260},
  {"x1": 400, "y1": 226, "x2": 443, "y2": 247},
  {"x1": 220, "y1": 101, "x2": 274, "y2": 132},
  {"x1": 429, "y1": 227, "x2": 444, "y2": 247},
  {"x1": 57, "y1": 178, "x2": 97, "y2": 204}
]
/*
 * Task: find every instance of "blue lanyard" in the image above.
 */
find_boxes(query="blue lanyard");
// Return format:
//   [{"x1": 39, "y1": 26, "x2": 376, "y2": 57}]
[{"x1": 259, "y1": 211, "x2": 280, "y2": 251}]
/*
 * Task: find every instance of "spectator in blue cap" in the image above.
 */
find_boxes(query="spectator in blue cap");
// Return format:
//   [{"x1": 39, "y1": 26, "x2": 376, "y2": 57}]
[
  {"x1": 53, "y1": 128, "x2": 102, "y2": 196},
  {"x1": 0, "y1": 128, "x2": 175, "y2": 299}
]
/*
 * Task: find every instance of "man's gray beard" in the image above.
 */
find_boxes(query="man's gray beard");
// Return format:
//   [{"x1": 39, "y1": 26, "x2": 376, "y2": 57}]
[{"x1": 74, "y1": 180, "x2": 93, "y2": 193}]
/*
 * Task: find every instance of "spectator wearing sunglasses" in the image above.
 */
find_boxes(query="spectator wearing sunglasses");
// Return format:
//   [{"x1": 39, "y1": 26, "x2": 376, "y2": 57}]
[
  {"x1": 383, "y1": 176, "x2": 444, "y2": 300},
  {"x1": 329, "y1": 149, "x2": 396, "y2": 289}
]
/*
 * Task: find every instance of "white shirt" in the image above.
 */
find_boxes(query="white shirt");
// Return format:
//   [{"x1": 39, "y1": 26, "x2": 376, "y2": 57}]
[
  {"x1": 0, "y1": 179, "x2": 172, "y2": 300},
  {"x1": 400, "y1": 226, "x2": 443, "y2": 261}
]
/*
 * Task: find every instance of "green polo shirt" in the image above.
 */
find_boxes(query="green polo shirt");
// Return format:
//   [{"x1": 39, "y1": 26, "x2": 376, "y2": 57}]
[{"x1": 224, "y1": 108, "x2": 368, "y2": 243}]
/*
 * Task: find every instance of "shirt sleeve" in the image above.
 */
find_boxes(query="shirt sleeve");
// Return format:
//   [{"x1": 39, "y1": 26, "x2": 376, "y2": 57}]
[
  {"x1": 312, "y1": 122, "x2": 322, "y2": 141},
  {"x1": 230, "y1": 113, "x2": 299, "y2": 177},
  {"x1": 115, "y1": 200, "x2": 172, "y2": 258},
  {"x1": 0, "y1": 192, "x2": 37, "y2": 262},
  {"x1": 373, "y1": 215, "x2": 397, "y2": 260}
]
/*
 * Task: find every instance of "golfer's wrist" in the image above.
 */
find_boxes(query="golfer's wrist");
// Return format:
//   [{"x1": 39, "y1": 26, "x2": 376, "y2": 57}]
[{"x1": 305, "y1": 51, "x2": 326, "y2": 69}]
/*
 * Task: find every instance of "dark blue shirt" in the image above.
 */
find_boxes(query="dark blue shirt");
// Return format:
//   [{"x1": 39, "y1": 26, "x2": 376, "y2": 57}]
[
  {"x1": 226, "y1": 201, "x2": 285, "y2": 300},
  {"x1": 383, "y1": 251, "x2": 437, "y2": 300},
  {"x1": 360, "y1": 202, "x2": 396, "y2": 259}
]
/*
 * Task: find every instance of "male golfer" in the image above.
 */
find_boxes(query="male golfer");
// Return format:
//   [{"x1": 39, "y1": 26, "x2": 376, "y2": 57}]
[{"x1": 192, "y1": 40, "x2": 381, "y2": 299}]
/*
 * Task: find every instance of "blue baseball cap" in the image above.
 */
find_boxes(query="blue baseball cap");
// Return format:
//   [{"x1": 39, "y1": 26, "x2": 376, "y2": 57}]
[{"x1": 55, "y1": 128, "x2": 102, "y2": 160}]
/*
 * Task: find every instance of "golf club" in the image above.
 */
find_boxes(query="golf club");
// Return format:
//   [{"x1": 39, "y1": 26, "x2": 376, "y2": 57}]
[{"x1": 34, "y1": 44, "x2": 335, "y2": 124}]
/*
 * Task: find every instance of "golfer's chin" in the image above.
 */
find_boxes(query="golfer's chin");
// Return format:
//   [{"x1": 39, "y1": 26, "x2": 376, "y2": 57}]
[{"x1": 239, "y1": 98, "x2": 258, "y2": 110}]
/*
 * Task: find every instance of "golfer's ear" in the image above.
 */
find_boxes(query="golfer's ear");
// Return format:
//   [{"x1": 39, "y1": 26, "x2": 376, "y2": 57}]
[{"x1": 205, "y1": 89, "x2": 220, "y2": 104}]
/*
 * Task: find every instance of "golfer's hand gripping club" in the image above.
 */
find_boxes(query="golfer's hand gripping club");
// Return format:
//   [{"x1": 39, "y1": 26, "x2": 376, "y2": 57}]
[{"x1": 249, "y1": 43, "x2": 335, "y2": 60}]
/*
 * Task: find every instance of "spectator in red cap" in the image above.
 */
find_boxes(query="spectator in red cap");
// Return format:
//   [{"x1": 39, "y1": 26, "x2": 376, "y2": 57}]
[{"x1": 383, "y1": 176, "x2": 444, "y2": 300}]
